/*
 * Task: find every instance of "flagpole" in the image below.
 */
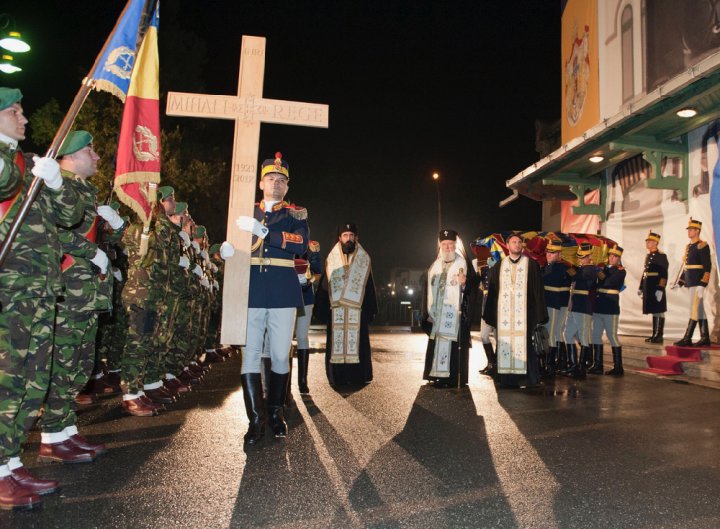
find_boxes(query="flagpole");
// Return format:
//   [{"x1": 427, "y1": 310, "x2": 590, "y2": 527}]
[{"x1": 0, "y1": 0, "x2": 137, "y2": 267}]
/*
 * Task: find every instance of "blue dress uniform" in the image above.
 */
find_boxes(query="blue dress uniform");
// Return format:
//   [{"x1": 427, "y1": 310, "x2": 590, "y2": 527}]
[
  {"x1": 563, "y1": 244, "x2": 598, "y2": 378},
  {"x1": 640, "y1": 231, "x2": 669, "y2": 343},
  {"x1": 542, "y1": 248, "x2": 572, "y2": 373},
  {"x1": 591, "y1": 246, "x2": 626, "y2": 375},
  {"x1": 294, "y1": 241, "x2": 322, "y2": 394},
  {"x1": 675, "y1": 218, "x2": 713, "y2": 346}
]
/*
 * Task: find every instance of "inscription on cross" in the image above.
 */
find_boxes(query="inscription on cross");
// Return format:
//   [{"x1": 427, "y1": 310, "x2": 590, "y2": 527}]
[{"x1": 165, "y1": 35, "x2": 329, "y2": 345}]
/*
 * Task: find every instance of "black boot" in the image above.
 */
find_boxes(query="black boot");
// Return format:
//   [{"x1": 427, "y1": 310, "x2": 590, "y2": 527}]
[
  {"x1": 650, "y1": 317, "x2": 665, "y2": 344},
  {"x1": 241, "y1": 374, "x2": 265, "y2": 445},
  {"x1": 545, "y1": 346, "x2": 557, "y2": 378},
  {"x1": 645, "y1": 316, "x2": 658, "y2": 343},
  {"x1": 693, "y1": 319, "x2": 711, "y2": 347},
  {"x1": 297, "y1": 349, "x2": 310, "y2": 394},
  {"x1": 268, "y1": 371, "x2": 290, "y2": 438},
  {"x1": 674, "y1": 320, "x2": 697, "y2": 347},
  {"x1": 285, "y1": 356, "x2": 295, "y2": 407},
  {"x1": 588, "y1": 344, "x2": 604, "y2": 374},
  {"x1": 480, "y1": 342, "x2": 496, "y2": 376},
  {"x1": 605, "y1": 347, "x2": 624, "y2": 376},
  {"x1": 556, "y1": 342, "x2": 568, "y2": 373},
  {"x1": 565, "y1": 343, "x2": 579, "y2": 377},
  {"x1": 573, "y1": 346, "x2": 587, "y2": 379},
  {"x1": 260, "y1": 357, "x2": 271, "y2": 400}
]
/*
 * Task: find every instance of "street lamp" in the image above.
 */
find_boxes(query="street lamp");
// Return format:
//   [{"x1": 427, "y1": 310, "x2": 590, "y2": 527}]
[
  {"x1": 0, "y1": 54, "x2": 21, "y2": 74},
  {"x1": 432, "y1": 172, "x2": 441, "y2": 232},
  {"x1": 0, "y1": 15, "x2": 30, "y2": 53}
]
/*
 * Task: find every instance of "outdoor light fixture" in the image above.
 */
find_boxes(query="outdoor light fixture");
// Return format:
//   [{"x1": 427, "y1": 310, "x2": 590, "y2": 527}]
[
  {"x1": 432, "y1": 172, "x2": 439, "y2": 180},
  {"x1": 0, "y1": 54, "x2": 21, "y2": 74},
  {"x1": 676, "y1": 108, "x2": 697, "y2": 118},
  {"x1": 589, "y1": 155, "x2": 604, "y2": 163},
  {"x1": 0, "y1": 15, "x2": 30, "y2": 53}
]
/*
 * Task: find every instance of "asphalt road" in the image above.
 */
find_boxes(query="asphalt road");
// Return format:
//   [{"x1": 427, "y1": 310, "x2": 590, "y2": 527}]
[{"x1": 3, "y1": 332, "x2": 719, "y2": 529}]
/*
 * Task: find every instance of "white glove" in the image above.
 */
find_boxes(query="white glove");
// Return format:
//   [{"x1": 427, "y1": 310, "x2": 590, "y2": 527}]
[
  {"x1": 671, "y1": 283, "x2": 679, "y2": 290},
  {"x1": 200, "y1": 250, "x2": 209, "y2": 261},
  {"x1": 178, "y1": 255, "x2": 190, "y2": 269},
  {"x1": 298, "y1": 273, "x2": 308, "y2": 285},
  {"x1": 655, "y1": 290, "x2": 663, "y2": 302},
  {"x1": 97, "y1": 205, "x2": 124, "y2": 230},
  {"x1": 697, "y1": 286, "x2": 705, "y2": 299},
  {"x1": 32, "y1": 156, "x2": 62, "y2": 190},
  {"x1": 90, "y1": 248, "x2": 109, "y2": 274},
  {"x1": 191, "y1": 241, "x2": 200, "y2": 252},
  {"x1": 637, "y1": 289, "x2": 643, "y2": 297},
  {"x1": 219, "y1": 241, "x2": 235, "y2": 259},
  {"x1": 487, "y1": 256, "x2": 496, "y2": 268},
  {"x1": 213, "y1": 280, "x2": 219, "y2": 290},
  {"x1": 200, "y1": 276, "x2": 210, "y2": 289},
  {"x1": 111, "y1": 267, "x2": 123, "y2": 282},
  {"x1": 179, "y1": 231, "x2": 191, "y2": 247},
  {"x1": 236, "y1": 216, "x2": 269, "y2": 239},
  {"x1": 210, "y1": 263, "x2": 218, "y2": 272},
  {"x1": 192, "y1": 264, "x2": 203, "y2": 277}
]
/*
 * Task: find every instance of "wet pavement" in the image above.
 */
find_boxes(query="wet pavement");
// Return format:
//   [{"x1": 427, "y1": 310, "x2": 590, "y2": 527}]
[{"x1": 2, "y1": 331, "x2": 720, "y2": 529}]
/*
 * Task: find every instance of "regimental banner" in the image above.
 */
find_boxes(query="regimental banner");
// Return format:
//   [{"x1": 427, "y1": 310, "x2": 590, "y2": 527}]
[{"x1": 561, "y1": 0, "x2": 599, "y2": 145}]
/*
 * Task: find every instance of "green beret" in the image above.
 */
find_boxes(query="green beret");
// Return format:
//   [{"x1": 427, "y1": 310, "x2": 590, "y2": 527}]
[
  {"x1": 195, "y1": 225, "x2": 206, "y2": 238},
  {"x1": 58, "y1": 130, "x2": 93, "y2": 157},
  {"x1": 157, "y1": 185, "x2": 175, "y2": 201},
  {"x1": 110, "y1": 201, "x2": 121, "y2": 211},
  {"x1": 209, "y1": 243, "x2": 221, "y2": 255},
  {"x1": 0, "y1": 87, "x2": 22, "y2": 111},
  {"x1": 174, "y1": 201, "x2": 187, "y2": 215}
]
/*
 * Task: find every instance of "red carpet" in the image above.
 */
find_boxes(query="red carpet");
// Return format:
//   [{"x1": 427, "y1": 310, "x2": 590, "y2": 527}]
[{"x1": 641, "y1": 345, "x2": 709, "y2": 375}]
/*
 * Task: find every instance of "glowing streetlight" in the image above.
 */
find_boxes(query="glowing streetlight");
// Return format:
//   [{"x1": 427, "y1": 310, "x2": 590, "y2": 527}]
[{"x1": 0, "y1": 15, "x2": 30, "y2": 54}]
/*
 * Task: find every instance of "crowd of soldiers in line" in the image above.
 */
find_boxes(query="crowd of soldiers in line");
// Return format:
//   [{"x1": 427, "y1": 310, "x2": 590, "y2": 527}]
[{"x1": 0, "y1": 88, "x2": 233, "y2": 510}]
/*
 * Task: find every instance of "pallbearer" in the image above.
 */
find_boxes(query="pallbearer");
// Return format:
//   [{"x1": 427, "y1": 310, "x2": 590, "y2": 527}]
[
  {"x1": 592, "y1": 246, "x2": 626, "y2": 376},
  {"x1": 562, "y1": 244, "x2": 597, "y2": 379},
  {"x1": 638, "y1": 231, "x2": 668, "y2": 343},
  {"x1": 542, "y1": 241, "x2": 572, "y2": 375}
]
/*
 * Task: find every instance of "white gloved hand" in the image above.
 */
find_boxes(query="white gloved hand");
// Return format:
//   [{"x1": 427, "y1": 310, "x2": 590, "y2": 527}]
[
  {"x1": 236, "y1": 216, "x2": 269, "y2": 239},
  {"x1": 111, "y1": 267, "x2": 123, "y2": 282},
  {"x1": 191, "y1": 241, "x2": 200, "y2": 252},
  {"x1": 192, "y1": 264, "x2": 203, "y2": 277},
  {"x1": 486, "y1": 256, "x2": 496, "y2": 268},
  {"x1": 200, "y1": 276, "x2": 210, "y2": 289},
  {"x1": 179, "y1": 231, "x2": 191, "y2": 247},
  {"x1": 655, "y1": 290, "x2": 663, "y2": 302},
  {"x1": 213, "y1": 280, "x2": 219, "y2": 290},
  {"x1": 671, "y1": 283, "x2": 680, "y2": 290},
  {"x1": 96, "y1": 205, "x2": 125, "y2": 230},
  {"x1": 697, "y1": 286, "x2": 705, "y2": 299},
  {"x1": 90, "y1": 248, "x2": 109, "y2": 274},
  {"x1": 32, "y1": 156, "x2": 63, "y2": 190},
  {"x1": 178, "y1": 255, "x2": 190, "y2": 269},
  {"x1": 298, "y1": 273, "x2": 308, "y2": 285},
  {"x1": 637, "y1": 289, "x2": 643, "y2": 297},
  {"x1": 219, "y1": 241, "x2": 235, "y2": 259},
  {"x1": 210, "y1": 263, "x2": 218, "y2": 272}
]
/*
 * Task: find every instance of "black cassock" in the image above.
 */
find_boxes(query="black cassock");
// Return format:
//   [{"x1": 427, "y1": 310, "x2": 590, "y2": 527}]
[
  {"x1": 313, "y1": 271, "x2": 378, "y2": 386},
  {"x1": 482, "y1": 256, "x2": 548, "y2": 387},
  {"x1": 421, "y1": 260, "x2": 479, "y2": 388}
]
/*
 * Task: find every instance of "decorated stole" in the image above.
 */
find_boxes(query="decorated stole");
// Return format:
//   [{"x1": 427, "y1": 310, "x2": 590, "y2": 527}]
[
  {"x1": 326, "y1": 242, "x2": 371, "y2": 364},
  {"x1": 426, "y1": 255, "x2": 465, "y2": 377},
  {"x1": 497, "y1": 256, "x2": 529, "y2": 375}
]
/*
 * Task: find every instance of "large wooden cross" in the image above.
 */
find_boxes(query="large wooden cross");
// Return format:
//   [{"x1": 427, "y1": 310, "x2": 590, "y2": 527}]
[{"x1": 166, "y1": 35, "x2": 329, "y2": 345}]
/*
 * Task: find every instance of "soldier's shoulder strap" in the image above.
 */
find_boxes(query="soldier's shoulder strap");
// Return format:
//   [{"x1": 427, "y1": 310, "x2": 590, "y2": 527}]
[
  {"x1": 285, "y1": 203, "x2": 307, "y2": 220},
  {"x1": 698, "y1": 240, "x2": 708, "y2": 250}
]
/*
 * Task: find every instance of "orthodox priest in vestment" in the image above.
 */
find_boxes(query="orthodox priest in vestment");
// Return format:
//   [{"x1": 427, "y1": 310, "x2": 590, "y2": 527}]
[
  {"x1": 422, "y1": 229, "x2": 479, "y2": 388},
  {"x1": 483, "y1": 232, "x2": 548, "y2": 387},
  {"x1": 314, "y1": 223, "x2": 377, "y2": 386}
]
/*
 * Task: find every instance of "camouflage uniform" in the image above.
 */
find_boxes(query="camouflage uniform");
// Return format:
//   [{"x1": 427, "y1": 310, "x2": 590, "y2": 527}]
[
  {"x1": 204, "y1": 255, "x2": 224, "y2": 350},
  {"x1": 168, "y1": 243, "x2": 197, "y2": 375},
  {"x1": 0, "y1": 145, "x2": 81, "y2": 464},
  {"x1": 96, "y1": 242, "x2": 129, "y2": 372}
]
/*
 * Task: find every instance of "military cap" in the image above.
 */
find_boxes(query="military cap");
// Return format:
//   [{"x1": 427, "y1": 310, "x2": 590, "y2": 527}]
[
  {"x1": 174, "y1": 201, "x2": 188, "y2": 215},
  {"x1": 438, "y1": 229, "x2": 458, "y2": 242},
  {"x1": 645, "y1": 231, "x2": 661, "y2": 243},
  {"x1": 157, "y1": 185, "x2": 175, "y2": 201},
  {"x1": 58, "y1": 130, "x2": 93, "y2": 157},
  {"x1": 110, "y1": 201, "x2": 121, "y2": 211},
  {"x1": 261, "y1": 151, "x2": 290, "y2": 179},
  {"x1": 337, "y1": 222, "x2": 357, "y2": 237},
  {"x1": 608, "y1": 245, "x2": 624, "y2": 257},
  {"x1": 687, "y1": 218, "x2": 702, "y2": 230},
  {"x1": 576, "y1": 243, "x2": 593, "y2": 258},
  {"x1": 209, "y1": 243, "x2": 221, "y2": 255},
  {"x1": 0, "y1": 87, "x2": 22, "y2": 111},
  {"x1": 195, "y1": 225, "x2": 206, "y2": 238},
  {"x1": 546, "y1": 241, "x2": 563, "y2": 253}
]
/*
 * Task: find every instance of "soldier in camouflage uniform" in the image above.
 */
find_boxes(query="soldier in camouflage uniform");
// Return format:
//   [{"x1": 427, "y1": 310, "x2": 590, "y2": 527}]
[
  {"x1": 38, "y1": 131, "x2": 125, "y2": 464},
  {"x1": 203, "y1": 243, "x2": 227, "y2": 361},
  {"x1": 0, "y1": 88, "x2": 82, "y2": 509}
]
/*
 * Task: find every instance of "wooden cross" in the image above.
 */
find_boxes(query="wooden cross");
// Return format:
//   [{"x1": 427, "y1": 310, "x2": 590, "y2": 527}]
[{"x1": 165, "y1": 35, "x2": 329, "y2": 345}]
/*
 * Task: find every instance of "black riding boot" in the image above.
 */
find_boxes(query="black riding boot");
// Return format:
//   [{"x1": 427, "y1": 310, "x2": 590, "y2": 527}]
[
  {"x1": 268, "y1": 371, "x2": 290, "y2": 438},
  {"x1": 573, "y1": 346, "x2": 587, "y2": 379},
  {"x1": 297, "y1": 349, "x2": 310, "y2": 394},
  {"x1": 645, "y1": 316, "x2": 658, "y2": 343},
  {"x1": 693, "y1": 319, "x2": 711, "y2": 347},
  {"x1": 241, "y1": 373, "x2": 266, "y2": 445},
  {"x1": 588, "y1": 344, "x2": 604, "y2": 374},
  {"x1": 556, "y1": 342, "x2": 568, "y2": 373},
  {"x1": 480, "y1": 342, "x2": 496, "y2": 376},
  {"x1": 650, "y1": 317, "x2": 665, "y2": 343},
  {"x1": 285, "y1": 356, "x2": 295, "y2": 407},
  {"x1": 674, "y1": 319, "x2": 697, "y2": 346},
  {"x1": 605, "y1": 346, "x2": 624, "y2": 376},
  {"x1": 545, "y1": 346, "x2": 557, "y2": 378},
  {"x1": 260, "y1": 357, "x2": 271, "y2": 399}
]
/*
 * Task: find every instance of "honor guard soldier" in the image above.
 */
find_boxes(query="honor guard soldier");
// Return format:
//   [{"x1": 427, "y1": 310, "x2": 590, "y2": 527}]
[
  {"x1": 294, "y1": 240, "x2": 322, "y2": 394},
  {"x1": 563, "y1": 243, "x2": 598, "y2": 379},
  {"x1": 234, "y1": 152, "x2": 308, "y2": 445},
  {"x1": 542, "y1": 241, "x2": 572, "y2": 376},
  {"x1": 638, "y1": 231, "x2": 668, "y2": 343},
  {"x1": 674, "y1": 218, "x2": 713, "y2": 347},
  {"x1": 592, "y1": 246, "x2": 626, "y2": 376}
]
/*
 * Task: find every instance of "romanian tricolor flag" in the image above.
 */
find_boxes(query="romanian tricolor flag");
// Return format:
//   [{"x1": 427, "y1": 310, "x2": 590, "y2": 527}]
[{"x1": 113, "y1": 3, "x2": 160, "y2": 229}]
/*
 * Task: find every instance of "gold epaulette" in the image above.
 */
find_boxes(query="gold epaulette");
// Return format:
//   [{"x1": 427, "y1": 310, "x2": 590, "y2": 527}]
[
  {"x1": 286, "y1": 205, "x2": 307, "y2": 220},
  {"x1": 698, "y1": 240, "x2": 707, "y2": 249}
]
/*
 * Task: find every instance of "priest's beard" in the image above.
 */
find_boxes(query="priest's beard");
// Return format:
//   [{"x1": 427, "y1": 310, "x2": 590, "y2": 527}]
[
  {"x1": 342, "y1": 241, "x2": 356, "y2": 255},
  {"x1": 441, "y1": 250, "x2": 455, "y2": 263}
]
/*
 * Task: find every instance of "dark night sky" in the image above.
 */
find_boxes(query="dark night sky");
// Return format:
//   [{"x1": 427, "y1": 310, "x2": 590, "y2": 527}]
[{"x1": 7, "y1": 0, "x2": 560, "y2": 279}]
